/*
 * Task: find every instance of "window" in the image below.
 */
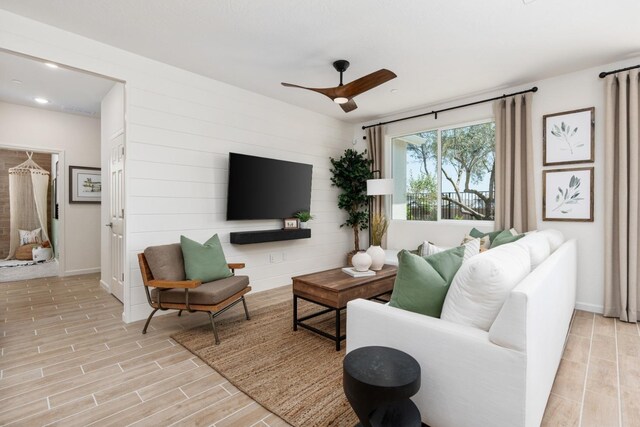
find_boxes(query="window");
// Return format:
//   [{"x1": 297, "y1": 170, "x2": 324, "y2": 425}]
[{"x1": 391, "y1": 120, "x2": 495, "y2": 221}]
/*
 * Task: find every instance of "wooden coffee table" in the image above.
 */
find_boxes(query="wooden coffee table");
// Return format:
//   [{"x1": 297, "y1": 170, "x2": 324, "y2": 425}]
[{"x1": 292, "y1": 264, "x2": 397, "y2": 351}]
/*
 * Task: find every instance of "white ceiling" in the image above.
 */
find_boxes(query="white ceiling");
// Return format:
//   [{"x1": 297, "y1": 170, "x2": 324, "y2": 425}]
[
  {"x1": 0, "y1": 50, "x2": 115, "y2": 117},
  {"x1": 1, "y1": 0, "x2": 639, "y2": 123}
]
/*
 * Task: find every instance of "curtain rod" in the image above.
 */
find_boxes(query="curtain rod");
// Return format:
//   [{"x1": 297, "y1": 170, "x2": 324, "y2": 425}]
[
  {"x1": 599, "y1": 64, "x2": 640, "y2": 78},
  {"x1": 362, "y1": 86, "x2": 538, "y2": 131}
]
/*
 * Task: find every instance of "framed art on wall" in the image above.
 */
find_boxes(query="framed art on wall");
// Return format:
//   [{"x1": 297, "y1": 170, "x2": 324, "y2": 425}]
[
  {"x1": 543, "y1": 167, "x2": 593, "y2": 222},
  {"x1": 543, "y1": 107, "x2": 594, "y2": 166},
  {"x1": 69, "y1": 166, "x2": 101, "y2": 204}
]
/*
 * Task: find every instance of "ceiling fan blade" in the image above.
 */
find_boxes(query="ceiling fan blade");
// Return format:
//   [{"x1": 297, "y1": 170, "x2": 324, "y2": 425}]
[
  {"x1": 337, "y1": 69, "x2": 397, "y2": 99},
  {"x1": 339, "y1": 99, "x2": 358, "y2": 113},
  {"x1": 281, "y1": 82, "x2": 337, "y2": 99}
]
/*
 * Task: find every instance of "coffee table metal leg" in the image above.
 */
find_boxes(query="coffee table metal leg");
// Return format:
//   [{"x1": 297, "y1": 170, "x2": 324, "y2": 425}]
[
  {"x1": 335, "y1": 308, "x2": 341, "y2": 351},
  {"x1": 293, "y1": 295, "x2": 298, "y2": 331}
]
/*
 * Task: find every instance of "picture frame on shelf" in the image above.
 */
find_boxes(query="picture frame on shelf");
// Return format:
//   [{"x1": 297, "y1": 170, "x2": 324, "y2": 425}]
[
  {"x1": 283, "y1": 218, "x2": 299, "y2": 230},
  {"x1": 69, "y1": 166, "x2": 101, "y2": 204},
  {"x1": 543, "y1": 167, "x2": 594, "y2": 222},
  {"x1": 543, "y1": 107, "x2": 595, "y2": 166}
]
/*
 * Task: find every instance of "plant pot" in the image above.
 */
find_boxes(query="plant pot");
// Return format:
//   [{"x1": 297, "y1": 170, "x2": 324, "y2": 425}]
[
  {"x1": 351, "y1": 251, "x2": 372, "y2": 272},
  {"x1": 299, "y1": 221, "x2": 309, "y2": 229},
  {"x1": 366, "y1": 245, "x2": 385, "y2": 271}
]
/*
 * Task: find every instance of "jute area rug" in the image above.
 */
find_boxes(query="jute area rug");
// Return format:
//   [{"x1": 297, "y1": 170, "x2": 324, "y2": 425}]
[{"x1": 171, "y1": 300, "x2": 358, "y2": 427}]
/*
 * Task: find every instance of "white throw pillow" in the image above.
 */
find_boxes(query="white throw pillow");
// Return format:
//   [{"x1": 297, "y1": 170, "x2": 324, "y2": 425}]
[
  {"x1": 538, "y1": 229, "x2": 565, "y2": 252},
  {"x1": 461, "y1": 234, "x2": 491, "y2": 251},
  {"x1": 422, "y1": 238, "x2": 480, "y2": 262},
  {"x1": 441, "y1": 242, "x2": 531, "y2": 331},
  {"x1": 515, "y1": 232, "x2": 551, "y2": 270},
  {"x1": 19, "y1": 228, "x2": 42, "y2": 245}
]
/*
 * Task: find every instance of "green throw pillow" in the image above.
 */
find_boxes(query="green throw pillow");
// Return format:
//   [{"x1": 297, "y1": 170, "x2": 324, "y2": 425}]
[
  {"x1": 180, "y1": 234, "x2": 232, "y2": 282},
  {"x1": 469, "y1": 227, "x2": 503, "y2": 244},
  {"x1": 490, "y1": 229, "x2": 524, "y2": 248},
  {"x1": 389, "y1": 246, "x2": 465, "y2": 318}
]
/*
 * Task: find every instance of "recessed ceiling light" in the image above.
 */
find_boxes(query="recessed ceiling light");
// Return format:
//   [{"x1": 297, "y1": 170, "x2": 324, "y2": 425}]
[
  {"x1": 34, "y1": 97, "x2": 50, "y2": 104},
  {"x1": 11, "y1": 79, "x2": 22, "y2": 85},
  {"x1": 44, "y1": 63, "x2": 59, "y2": 69},
  {"x1": 522, "y1": 0, "x2": 537, "y2": 4},
  {"x1": 390, "y1": 89, "x2": 398, "y2": 93}
]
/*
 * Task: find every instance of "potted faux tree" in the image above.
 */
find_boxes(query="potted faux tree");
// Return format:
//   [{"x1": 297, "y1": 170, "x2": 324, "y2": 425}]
[
  {"x1": 295, "y1": 211, "x2": 314, "y2": 229},
  {"x1": 330, "y1": 149, "x2": 373, "y2": 264}
]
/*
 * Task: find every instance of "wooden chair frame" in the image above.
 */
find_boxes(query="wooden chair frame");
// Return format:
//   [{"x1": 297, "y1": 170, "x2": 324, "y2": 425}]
[{"x1": 138, "y1": 253, "x2": 251, "y2": 344}]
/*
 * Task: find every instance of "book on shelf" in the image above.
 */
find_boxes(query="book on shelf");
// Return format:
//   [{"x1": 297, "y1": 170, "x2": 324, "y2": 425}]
[{"x1": 341, "y1": 267, "x2": 376, "y2": 277}]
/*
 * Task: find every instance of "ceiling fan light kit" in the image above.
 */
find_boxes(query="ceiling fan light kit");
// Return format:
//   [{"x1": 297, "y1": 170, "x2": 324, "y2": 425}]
[{"x1": 281, "y1": 59, "x2": 396, "y2": 113}]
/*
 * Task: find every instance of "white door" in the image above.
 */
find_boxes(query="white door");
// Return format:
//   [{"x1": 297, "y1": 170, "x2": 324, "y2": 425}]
[{"x1": 109, "y1": 133, "x2": 125, "y2": 302}]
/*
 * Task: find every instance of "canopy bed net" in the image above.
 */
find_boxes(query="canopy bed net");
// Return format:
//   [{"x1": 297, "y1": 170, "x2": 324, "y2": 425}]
[{"x1": 5, "y1": 152, "x2": 51, "y2": 260}]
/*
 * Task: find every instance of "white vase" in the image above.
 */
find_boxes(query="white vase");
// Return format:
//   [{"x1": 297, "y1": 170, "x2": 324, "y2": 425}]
[
  {"x1": 366, "y1": 245, "x2": 385, "y2": 271},
  {"x1": 299, "y1": 221, "x2": 309, "y2": 229},
  {"x1": 351, "y1": 251, "x2": 372, "y2": 272}
]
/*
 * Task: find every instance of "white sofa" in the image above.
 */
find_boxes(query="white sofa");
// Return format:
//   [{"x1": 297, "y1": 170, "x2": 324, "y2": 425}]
[{"x1": 346, "y1": 233, "x2": 577, "y2": 427}]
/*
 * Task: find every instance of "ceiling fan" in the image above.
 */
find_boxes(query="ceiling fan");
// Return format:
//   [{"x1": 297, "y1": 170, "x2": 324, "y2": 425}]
[{"x1": 281, "y1": 60, "x2": 397, "y2": 113}]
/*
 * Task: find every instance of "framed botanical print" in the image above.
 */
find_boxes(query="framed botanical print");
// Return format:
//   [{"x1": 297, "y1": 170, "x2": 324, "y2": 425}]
[
  {"x1": 543, "y1": 167, "x2": 594, "y2": 222},
  {"x1": 543, "y1": 107, "x2": 595, "y2": 166}
]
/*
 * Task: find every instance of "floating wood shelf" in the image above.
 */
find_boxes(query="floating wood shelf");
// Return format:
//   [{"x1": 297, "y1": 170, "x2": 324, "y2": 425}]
[{"x1": 230, "y1": 228, "x2": 311, "y2": 245}]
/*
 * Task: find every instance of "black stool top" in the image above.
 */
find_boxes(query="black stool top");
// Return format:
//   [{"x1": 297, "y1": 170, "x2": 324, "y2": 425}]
[{"x1": 344, "y1": 346, "x2": 420, "y2": 389}]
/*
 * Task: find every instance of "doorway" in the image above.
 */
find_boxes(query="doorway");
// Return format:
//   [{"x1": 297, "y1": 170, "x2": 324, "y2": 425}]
[{"x1": 0, "y1": 49, "x2": 126, "y2": 307}]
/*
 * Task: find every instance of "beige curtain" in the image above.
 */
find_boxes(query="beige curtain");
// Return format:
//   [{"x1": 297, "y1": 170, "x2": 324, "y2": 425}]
[
  {"x1": 604, "y1": 69, "x2": 640, "y2": 322},
  {"x1": 493, "y1": 93, "x2": 536, "y2": 232},
  {"x1": 366, "y1": 125, "x2": 385, "y2": 217}
]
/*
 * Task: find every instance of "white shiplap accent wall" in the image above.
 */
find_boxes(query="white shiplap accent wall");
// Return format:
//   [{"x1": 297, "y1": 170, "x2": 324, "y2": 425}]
[{"x1": 0, "y1": 10, "x2": 354, "y2": 322}]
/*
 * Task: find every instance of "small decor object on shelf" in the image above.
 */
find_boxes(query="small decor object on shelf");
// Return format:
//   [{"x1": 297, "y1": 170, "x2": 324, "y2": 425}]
[
  {"x1": 294, "y1": 211, "x2": 314, "y2": 229},
  {"x1": 341, "y1": 267, "x2": 376, "y2": 277},
  {"x1": 69, "y1": 166, "x2": 101, "y2": 204},
  {"x1": 351, "y1": 251, "x2": 372, "y2": 272},
  {"x1": 283, "y1": 218, "x2": 299, "y2": 229},
  {"x1": 543, "y1": 167, "x2": 594, "y2": 222},
  {"x1": 367, "y1": 214, "x2": 389, "y2": 271},
  {"x1": 543, "y1": 107, "x2": 595, "y2": 166}
]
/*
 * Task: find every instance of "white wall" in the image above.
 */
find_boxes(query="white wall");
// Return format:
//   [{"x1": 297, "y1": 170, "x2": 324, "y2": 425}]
[
  {"x1": 0, "y1": 10, "x2": 354, "y2": 322},
  {"x1": 0, "y1": 101, "x2": 101, "y2": 275},
  {"x1": 358, "y1": 56, "x2": 640, "y2": 313}
]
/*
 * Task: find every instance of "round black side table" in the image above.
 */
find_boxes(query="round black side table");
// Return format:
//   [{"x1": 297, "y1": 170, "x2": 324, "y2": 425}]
[{"x1": 343, "y1": 346, "x2": 422, "y2": 427}]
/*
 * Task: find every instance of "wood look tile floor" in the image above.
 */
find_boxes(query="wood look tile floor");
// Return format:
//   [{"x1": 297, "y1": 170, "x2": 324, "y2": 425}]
[{"x1": 1, "y1": 274, "x2": 638, "y2": 426}]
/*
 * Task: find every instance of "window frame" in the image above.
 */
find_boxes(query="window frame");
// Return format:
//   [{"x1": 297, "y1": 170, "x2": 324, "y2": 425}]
[{"x1": 390, "y1": 117, "x2": 496, "y2": 225}]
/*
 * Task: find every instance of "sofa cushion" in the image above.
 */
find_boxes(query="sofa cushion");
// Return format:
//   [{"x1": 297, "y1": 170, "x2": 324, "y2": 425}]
[
  {"x1": 423, "y1": 238, "x2": 481, "y2": 262},
  {"x1": 490, "y1": 229, "x2": 524, "y2": 248},
  {"x1": 180, "y1": 234, "x2": 232, "y2": 282},
  {"x1": 462, "y1": 234, "x2": 491, "y2": 251},
  {"x1": 515, "y1": 232, "x2": 551, "y2": 270},
  {"x1": 538, "y1": 229, "x2": 565, "y2": 252},
  {"x1": 151, "y1": 275, "x2": 249, "y2": 305},
  {"x1": 144, "y1": 243, "x2": 186, "y2": 281},
  {"x1": 469, "y1": 228, "x2": 503, "y2": 244},
  {"x1": 19, "y1": 228, "x2": 42, "y2": 245},
  {"x1": 441, "y1": 242, "x2": 531, "y2": 331},
  {"x1": 389, "y1": 246, "x2": 465, "y2": 318}
]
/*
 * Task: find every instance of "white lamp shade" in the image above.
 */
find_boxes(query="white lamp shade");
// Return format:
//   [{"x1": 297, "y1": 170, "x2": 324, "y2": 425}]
[{"x1": 367, "y1": 178, "x2": 394, "y2": 196}]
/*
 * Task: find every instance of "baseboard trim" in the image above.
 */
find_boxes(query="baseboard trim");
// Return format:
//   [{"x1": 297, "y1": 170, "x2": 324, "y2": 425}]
[
  {"x1": 575, "y1": 302, "x2": 604, "y2": 314},
  {"x1": 99, "y1": 280, "x2": 111, "y2": 292},
  {"x1": 64, "y1": 267, "x2": 101, "y2": 276},
  {"x1": 126, "y1": 303, "x2": 173, "y2": 324}
]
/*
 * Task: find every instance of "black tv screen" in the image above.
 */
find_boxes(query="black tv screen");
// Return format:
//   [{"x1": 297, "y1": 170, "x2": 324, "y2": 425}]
[{"x1": 227, "y1": 153, "x2": 313, "y2": 220}]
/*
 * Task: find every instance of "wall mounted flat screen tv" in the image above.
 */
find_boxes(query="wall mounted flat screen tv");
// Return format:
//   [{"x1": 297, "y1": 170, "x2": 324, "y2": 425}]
[{"x1": 227, "y1": 153, "x2": 313, "y2": 220}]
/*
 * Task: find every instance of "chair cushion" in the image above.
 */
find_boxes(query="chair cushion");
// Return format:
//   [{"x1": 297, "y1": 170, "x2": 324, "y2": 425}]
[
  {"x1": 151, "y1": 275, "x2": 249, "y2": 306},
  {"x1": 144, "y1": 244, "x2": 186, "y2": 282}
]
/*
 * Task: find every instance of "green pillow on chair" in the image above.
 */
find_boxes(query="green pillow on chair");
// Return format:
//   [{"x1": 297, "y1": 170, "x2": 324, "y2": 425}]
[
  {"x1": 490, "y1": 229, "x2": 524, "y2": 248},
  {"x1": 389, "y1": 246, "x2": 465, "y2": 318},
  {"x1": 180, "y1": 234, "x2": 232, "y2": 282}
]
